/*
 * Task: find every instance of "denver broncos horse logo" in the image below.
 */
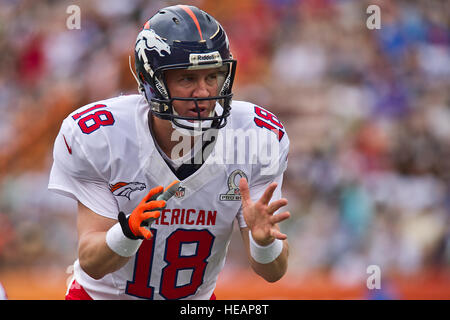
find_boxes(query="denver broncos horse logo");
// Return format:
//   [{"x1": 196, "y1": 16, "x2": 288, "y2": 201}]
[
  {"x1": 109, "y1": 182, "x2": 146, "y2": 200},
  {"x1": 135, "y1": 29, "x2": 171, "y2": 79},
  {"x1": 136, "y1": 29, "x2": 171, "y2": 59}
]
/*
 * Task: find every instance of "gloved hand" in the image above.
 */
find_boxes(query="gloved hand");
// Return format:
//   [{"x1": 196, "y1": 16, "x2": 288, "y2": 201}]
[{"x1": 118, "y1": 180, "x2": 180, "y2": 240}]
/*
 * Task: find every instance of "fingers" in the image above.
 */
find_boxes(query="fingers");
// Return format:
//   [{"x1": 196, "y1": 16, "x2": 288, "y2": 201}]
[
  {"x1": 144, "y1": 181, "x2": 181, "y2": 203},
  {"x1": 164, "y1": 180, "x2": 181, "y2": 193},
  {"x1": 142, "y1": 210, "x2": 160, "y2": 221},
  {"x1": 129, "y1": 182, "x2": 181, "y2": 240},
  {"x1": 270, "y1": 228, "x2": 288, "y2": 241},
  {"x1": 130, "y1": 212, "x2": 159, "y2": 239},
  {"x1": 143, "y1": 186, "x2": 164, "y2": 202},
  {"x1": 142, "y1": 200, "x2": 166, "y2": 212},
  {"x1": 157, "y1": 180, "x2": 180, "y2": 201},
  {"x1": 268, "y1": 198, "x2": 288, "y2": 214},
  {"x1": 259, "y1": 182, "x2": 278, "y2": 205},
  {"x1": 139, "y1": 227, "x2": 153, "y2": 240},
  {"x1": 270, "y1": 211, "x2": 290, "y2": 225},
  {"x1": 239, "y1": 177, "x2": 252, "y2": 208},
  {"x1": 128, "y1": 214, "x2": 143, "y2": 238}
]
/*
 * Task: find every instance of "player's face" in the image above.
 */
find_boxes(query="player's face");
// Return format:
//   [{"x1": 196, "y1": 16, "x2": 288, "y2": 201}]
[{"x1": 164, "y1": 67, "x2": 222, "y2": 119}]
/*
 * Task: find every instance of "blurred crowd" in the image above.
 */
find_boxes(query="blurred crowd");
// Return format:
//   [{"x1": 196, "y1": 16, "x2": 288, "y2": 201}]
[{"x1": 0, "y1": 0, "x2": 449, "y2": 293}]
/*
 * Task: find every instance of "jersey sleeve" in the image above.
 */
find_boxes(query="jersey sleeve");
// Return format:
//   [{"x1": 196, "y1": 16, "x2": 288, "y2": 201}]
[
  {"x1": 48, "y1": 118, "x2": 119, "y2": 219},
  {"x1": 249, "y1": 130, "x2": 289, "y2": 189},
  {"x1": 236, "y1": 108, "x2": 290, "y2": 229}
]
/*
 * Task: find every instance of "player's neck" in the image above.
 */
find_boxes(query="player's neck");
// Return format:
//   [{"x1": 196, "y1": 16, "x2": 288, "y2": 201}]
[{"x1": 149, "y1": 114, "x2": 196, "y2": 159}]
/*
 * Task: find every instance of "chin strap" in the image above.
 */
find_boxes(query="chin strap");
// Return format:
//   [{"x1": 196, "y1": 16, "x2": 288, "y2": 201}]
[
  {"x1": 171, "y1": 110, "x2": 215, "y2": 136},
  {"x1": 170, "y1": 102, "x2": 224, "y2": 134},
  {"x1": 129, "y1": 55, "x2": 144, "y2": 93}
]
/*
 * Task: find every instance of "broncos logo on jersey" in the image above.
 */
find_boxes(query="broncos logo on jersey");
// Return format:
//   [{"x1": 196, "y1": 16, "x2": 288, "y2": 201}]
[{"x1": 109, "y1": 182, "x2": 146, "y2": 200}]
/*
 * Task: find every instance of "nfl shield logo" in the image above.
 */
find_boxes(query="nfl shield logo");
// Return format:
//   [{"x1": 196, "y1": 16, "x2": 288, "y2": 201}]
[{"x1": 175, "y1": 186, "x2": 185, "y2": 199}]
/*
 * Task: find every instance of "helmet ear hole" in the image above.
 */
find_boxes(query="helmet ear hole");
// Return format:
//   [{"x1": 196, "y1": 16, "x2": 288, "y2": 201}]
[{"x1": 172, "y1": 17, "x2": 180, "y2": 24}]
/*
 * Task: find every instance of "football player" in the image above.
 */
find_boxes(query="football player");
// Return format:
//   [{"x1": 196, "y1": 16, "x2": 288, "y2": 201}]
[{"x1": 49, "y1": 5, "x2": 290, "y2": 300}]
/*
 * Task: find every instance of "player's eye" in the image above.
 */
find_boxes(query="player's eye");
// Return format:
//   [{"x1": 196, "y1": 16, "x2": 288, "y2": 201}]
[
  {"x1": 206, "y1": 73, "x2": 218, "y2": 85},
  {"x1": 179, "y1": 75, "x2": 194, "y2": 82},
  {"x1": 177, "y1": 75, "x2": 195, "y2": 87}
]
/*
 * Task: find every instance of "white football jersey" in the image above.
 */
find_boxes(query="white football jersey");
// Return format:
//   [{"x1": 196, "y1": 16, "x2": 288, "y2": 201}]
[{"x1": 48, "y1": 94, "x2": 289, "y2": 300}]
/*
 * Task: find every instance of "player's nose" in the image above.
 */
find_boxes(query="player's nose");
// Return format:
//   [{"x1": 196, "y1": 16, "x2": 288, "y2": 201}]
[{"x1": 192, "y1": 78, "x2": 211, "y2": 98}]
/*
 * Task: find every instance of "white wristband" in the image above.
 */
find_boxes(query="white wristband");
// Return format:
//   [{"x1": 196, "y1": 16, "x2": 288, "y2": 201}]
[
  {"x1": 106, "y1": 222, "x2": 143, "y2": 257},
  {"x1": 249, "y1": 231, "x2": 283, "y2": 264}
]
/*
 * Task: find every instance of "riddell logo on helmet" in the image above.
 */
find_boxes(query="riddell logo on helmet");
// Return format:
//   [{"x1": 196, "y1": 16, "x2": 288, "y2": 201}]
[{"x1": 190, "y1": 52, "x2": 222, "y2": 66}]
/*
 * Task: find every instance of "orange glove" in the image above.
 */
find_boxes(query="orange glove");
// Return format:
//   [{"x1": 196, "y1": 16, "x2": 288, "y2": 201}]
[{"x1": 118, "y1": 180, "x2": 180, "y2": 240}]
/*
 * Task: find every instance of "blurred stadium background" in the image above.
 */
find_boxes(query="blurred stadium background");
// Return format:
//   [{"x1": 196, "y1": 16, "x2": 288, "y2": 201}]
[{"x1": 0, "y1": 0, "x2": 449, "y2": 299}]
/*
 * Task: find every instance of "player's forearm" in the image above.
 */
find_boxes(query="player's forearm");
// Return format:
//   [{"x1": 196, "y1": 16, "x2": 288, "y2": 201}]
[
  {"x1": 250, "y1": 240, "x2": 289, "y2": 283},
  {"x1": 78, "y1": 231, "x2": 131, "y2": 280}
]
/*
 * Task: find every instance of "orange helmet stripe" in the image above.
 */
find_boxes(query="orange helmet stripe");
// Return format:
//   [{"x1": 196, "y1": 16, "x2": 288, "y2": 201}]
[{"x1": 178, "y1": 5, "x2": 203, "y2": 41}]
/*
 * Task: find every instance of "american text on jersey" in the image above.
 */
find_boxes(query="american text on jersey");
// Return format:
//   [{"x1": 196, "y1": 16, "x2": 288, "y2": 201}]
[{"x1": 153, "y1": 208, "x2": 217, "y2": 226}]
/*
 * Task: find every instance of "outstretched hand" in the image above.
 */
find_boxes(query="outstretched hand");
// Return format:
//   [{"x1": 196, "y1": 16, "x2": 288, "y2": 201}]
[{"x1": 239, "y1": 177, "x2": 290, "y2": 246}]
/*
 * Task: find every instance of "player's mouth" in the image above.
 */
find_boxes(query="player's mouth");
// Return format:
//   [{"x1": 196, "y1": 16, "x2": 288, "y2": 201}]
[{"x1": 187, "y1": 106, "x2": 210, "y2": 118}]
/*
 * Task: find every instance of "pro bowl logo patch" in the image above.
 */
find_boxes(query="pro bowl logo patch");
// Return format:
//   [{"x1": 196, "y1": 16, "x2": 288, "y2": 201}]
[
  {"x1": 109, "y1": 182, "x2": 146, "y2": 200},
  {"x1": 220, "y1": 170, "x2": 248, "y2": 201}
]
